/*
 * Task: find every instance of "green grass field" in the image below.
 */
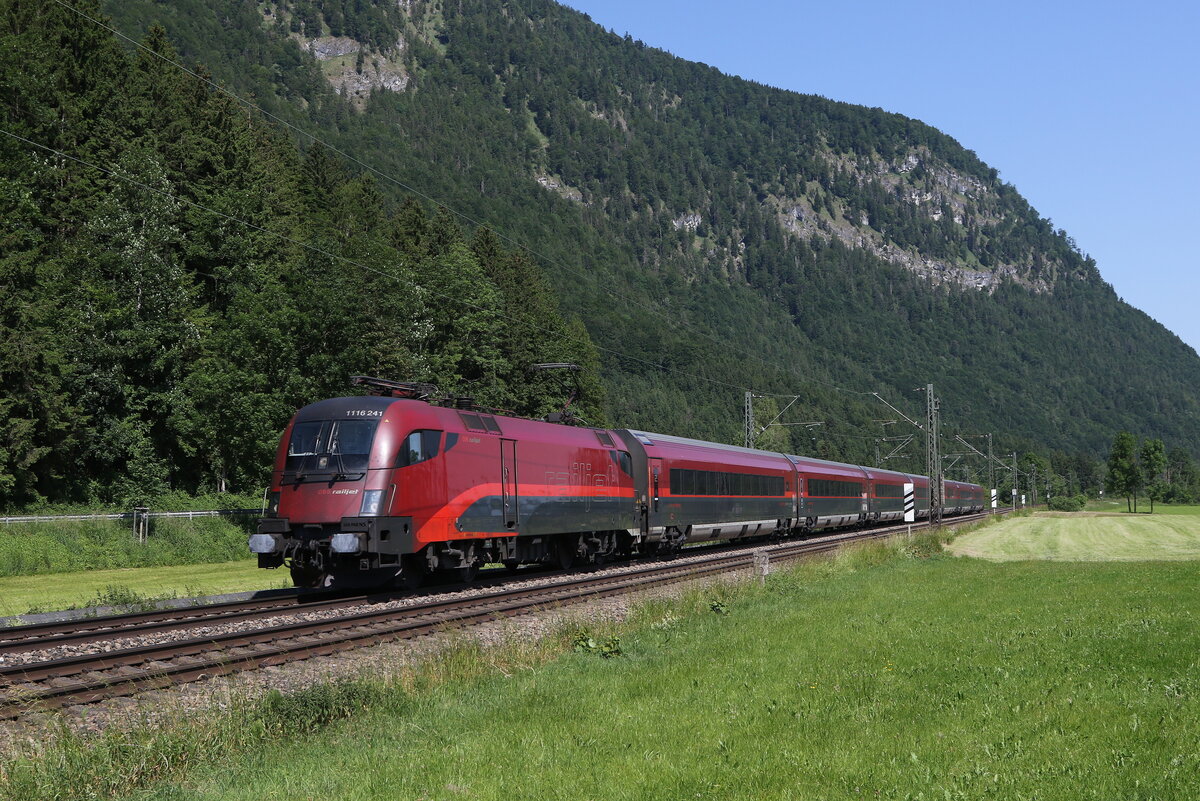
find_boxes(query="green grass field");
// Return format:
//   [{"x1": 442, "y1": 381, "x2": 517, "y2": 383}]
[
  {"x1": 16, "y1": 535, "x2": 1194, "y2": 801},
  {"x1": 949, "y1": 507, "x2": 1200, "y2": 561},
  {"x1": 0, "y1": 559, "x2": 284, "y2": 618}
]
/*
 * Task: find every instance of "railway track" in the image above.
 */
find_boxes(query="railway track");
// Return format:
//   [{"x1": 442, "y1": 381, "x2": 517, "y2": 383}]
[
  {"x1": 0, "y1": 512, "x2": 996, "y2": 718},
  {"x1": 0, "y1": 566, "x2": 551, "y2": 654}
]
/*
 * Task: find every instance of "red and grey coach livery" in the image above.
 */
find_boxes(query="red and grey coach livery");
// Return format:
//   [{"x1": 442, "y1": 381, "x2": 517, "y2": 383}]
[{"x1": 252, "y1": 377, "x2": 984, "y2": 589}]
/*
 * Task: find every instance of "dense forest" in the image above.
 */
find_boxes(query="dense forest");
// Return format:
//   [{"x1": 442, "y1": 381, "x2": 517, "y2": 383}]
[
  {"x1": 3, "y1": 0, "x2": 1199, "y2": 508},
  {"x1": 0, "y1": 2, "x2": 604, "y2": 507}
]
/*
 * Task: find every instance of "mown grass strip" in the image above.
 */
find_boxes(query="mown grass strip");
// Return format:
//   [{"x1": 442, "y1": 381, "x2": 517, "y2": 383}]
[
  {"x1": 0, "y1": 559, "x2": 279, "y2": 618},
  {"x1": 949, "y1": 506, "x2": 1200, "y2": 561}
]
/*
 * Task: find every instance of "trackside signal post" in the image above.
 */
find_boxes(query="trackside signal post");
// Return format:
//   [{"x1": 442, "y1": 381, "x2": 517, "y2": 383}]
[
  {"x1": 988, "y1": 433, "x2": 994, "y2": 511},
  {"x1": 1012, "y1": 453, "x2": 1018, "y2": 512}
]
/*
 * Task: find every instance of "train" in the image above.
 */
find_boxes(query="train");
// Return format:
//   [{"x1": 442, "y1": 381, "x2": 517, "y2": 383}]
[{"x1": 250, "y1": 377, "x2": 985, "y2": 588}]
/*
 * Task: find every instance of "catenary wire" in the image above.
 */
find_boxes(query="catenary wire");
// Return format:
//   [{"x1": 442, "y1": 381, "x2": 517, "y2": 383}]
[
  {"x1": 49, "y1": 0, "x2": 875, "y2": 400},
  {"x1": 0, "y1": 126, "x2": 764, "y2": 399},
  {"x1": 27, "y1": 3, "x2": 992, "y2": 460}
]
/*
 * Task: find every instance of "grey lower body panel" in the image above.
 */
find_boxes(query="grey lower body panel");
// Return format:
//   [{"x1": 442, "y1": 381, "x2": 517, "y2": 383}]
[
  {"x1": 647, "y1": 518, "x2": 783, "y2": 543},
  {"x1": 455, "y1": 495, "x2": 637, "y2": 536},
  {"x1": 255, "y1": 516, "x2": 416, "y2": 556}
]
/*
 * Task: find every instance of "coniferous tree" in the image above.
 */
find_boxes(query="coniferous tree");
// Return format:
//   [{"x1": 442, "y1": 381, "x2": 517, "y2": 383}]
[{"x1": 4, "y1": 0, "x2": 1200, "y2": 509}]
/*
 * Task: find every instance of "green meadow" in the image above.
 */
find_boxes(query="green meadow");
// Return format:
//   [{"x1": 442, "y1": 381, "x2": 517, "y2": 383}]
[
  {"x1": 0, "y1": 559, "x2": 279, "y2": 618},
  {"x1": 7, "y1": 525, "x2": 1197, "y2": 801},
  {"x1": 949, "y1": 506, "x2": 1200, "y2": 561},
  {"x1": 0, "y1": 517, "x2": 254, "y2": 578},
  {"x1": 0, "y1": 515, "x2": 283, "y2": 617}
]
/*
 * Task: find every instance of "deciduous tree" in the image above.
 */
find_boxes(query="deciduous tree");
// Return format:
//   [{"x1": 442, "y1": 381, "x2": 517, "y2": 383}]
[
  {"x1": 1140, "y1": 438, "x2": 1166, "y2": 513},
  {"x1": 1106, "y1": 432, "x2": 1141, "y2": 513}
]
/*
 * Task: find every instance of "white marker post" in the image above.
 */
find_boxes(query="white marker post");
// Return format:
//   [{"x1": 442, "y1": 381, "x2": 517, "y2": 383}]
[
  {"x1": 753, "y1": 550, "x2": 770, "y2": 586},
  {"x1": 903, "y1": 482, "x2": 915, "y2": 535},
  {"x1": 990, "y1": 488, "x2": 998, "y2": 511}
]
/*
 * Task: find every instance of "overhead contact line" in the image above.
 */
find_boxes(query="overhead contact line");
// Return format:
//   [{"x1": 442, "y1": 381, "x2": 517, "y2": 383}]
[
  {"x1": 0, "y1": 126, "x2": 754, "y2": 399},
  {"x1": 49, "y1": 0, "x2": 875, "y2": 402}
]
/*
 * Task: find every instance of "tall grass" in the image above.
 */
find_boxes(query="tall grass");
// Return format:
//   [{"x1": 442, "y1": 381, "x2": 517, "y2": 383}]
[
  {"x1": 0, "y1": 517, "x2": 253, "y2": 577},
  {"x1": 0, "y1": 625, "x2": 597, "y2": 800}
]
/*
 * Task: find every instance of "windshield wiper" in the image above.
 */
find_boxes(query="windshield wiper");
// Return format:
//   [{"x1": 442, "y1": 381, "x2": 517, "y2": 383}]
[
  {"x1": 284, "y1": 453, "x2": 365, "y2": 484},
  {"x1": 331, "y1": 443, "x2": 353, "y2": 481}
]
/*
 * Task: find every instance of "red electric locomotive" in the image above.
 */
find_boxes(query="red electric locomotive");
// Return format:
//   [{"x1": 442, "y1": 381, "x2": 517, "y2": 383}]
[
  {"x1": 252, "y1": 378, "x2": 640, "y2": 587},
  {"x1": 252, "y1": 377, "x2": 984, "y2": 588}
]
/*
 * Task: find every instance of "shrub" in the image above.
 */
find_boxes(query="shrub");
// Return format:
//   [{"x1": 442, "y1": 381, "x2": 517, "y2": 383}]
[
  {"x1": 0, "y1": 517, "x2": 253, "y2": 577},
  {"x1": 1048, "y1": 494, "x2": 1087, "y2": 512}
]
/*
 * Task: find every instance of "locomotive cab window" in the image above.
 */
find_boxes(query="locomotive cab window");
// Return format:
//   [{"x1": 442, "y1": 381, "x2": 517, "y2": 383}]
[
  {"x1": 398, "y1": 430, "x2": 442, "y2": 467},
  {"x1": 285, "y1": 419, "x2": 379, "y2": 473}
]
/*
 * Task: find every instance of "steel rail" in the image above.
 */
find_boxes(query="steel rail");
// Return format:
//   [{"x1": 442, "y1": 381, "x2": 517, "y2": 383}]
[
  {"x1": 0, "y1": 513, "x2": 965, "y2": 651},
  {"x1": 0, "y1": 511, "x2": 997, "y2": 717},
  {"x1": 0, "y1": 538, "x2": 842, "y2": 713},
  {"x1": 0, "y1": 571, "x2": 538, "y2": 654}
]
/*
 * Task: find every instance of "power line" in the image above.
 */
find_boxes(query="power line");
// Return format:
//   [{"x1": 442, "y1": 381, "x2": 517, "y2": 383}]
[
  {"x1": 0, "y1": 126, "x2": 769, "y2": 400},
  {"x1": 50, "y1": 0, "x2": 875, "y2": 400},
  {"x1": 594, "y1": 346, "x2": 761, "y2": 392}
]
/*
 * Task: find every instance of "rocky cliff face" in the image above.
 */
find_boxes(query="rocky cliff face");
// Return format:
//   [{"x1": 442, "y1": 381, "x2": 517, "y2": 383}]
[
  {"x1": 261, "y1": 4, "x2": 409, "y2": 109},
  {"x1": 769, "y1": 148, "x2": 1063, "y2": 294},
  {"x1": 255, "y1": 0, "x2": 1086, "y2": 297}
]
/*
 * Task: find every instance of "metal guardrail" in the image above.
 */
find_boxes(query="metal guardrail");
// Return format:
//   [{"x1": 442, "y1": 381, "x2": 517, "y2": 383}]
[{"x1": 0, "y1": 509, "x2": 261, "y2": 525}]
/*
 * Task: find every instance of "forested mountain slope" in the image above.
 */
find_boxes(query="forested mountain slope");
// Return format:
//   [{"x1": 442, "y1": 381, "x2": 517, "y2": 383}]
[
  {"x1": 0, "y1": 1, "x2": 604, "y2": 506},
  {"x1": 3, "y1": 0, "x2": 1197, "y2": 505}
]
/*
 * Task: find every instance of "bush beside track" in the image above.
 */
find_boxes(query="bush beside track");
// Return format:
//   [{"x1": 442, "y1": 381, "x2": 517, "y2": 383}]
[{"x1": 0, "y1": 517, "x2": 254, "y2": 577}]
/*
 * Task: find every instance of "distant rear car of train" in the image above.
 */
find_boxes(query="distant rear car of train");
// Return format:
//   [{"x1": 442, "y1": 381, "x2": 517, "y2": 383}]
[{"x1": 251, "y1": 378, "x2": 984, "y2": 589}]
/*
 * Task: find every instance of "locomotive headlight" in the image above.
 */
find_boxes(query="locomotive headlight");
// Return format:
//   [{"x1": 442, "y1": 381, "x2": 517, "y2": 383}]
[
  {"x1": 359, "y1": 489, "x2": 385, "y2": 517},
  {"x1": 248, "y1": 534, "x2": 277, "y2": 554},
  {"x1": 330, "y1": 532, "x2": 362, "y2": 553}
]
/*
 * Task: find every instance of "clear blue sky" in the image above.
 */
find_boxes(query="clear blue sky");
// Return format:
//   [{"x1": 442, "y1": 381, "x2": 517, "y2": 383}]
[{"x1": 564, "y1": 0, "x2": 1200, "y2": 353}]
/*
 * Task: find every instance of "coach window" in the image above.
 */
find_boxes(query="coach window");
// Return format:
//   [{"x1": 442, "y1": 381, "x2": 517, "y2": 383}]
[{"x1": 398, "y1": 430, "x2": 442, "y2": 467}]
